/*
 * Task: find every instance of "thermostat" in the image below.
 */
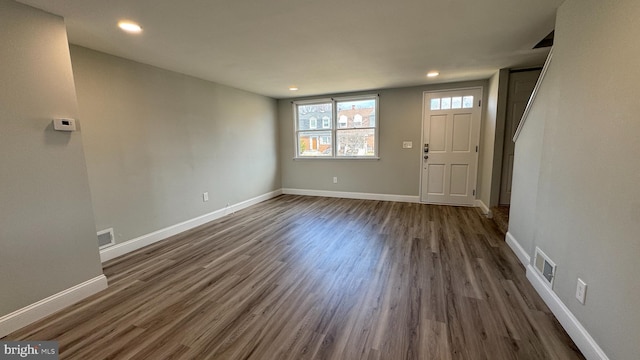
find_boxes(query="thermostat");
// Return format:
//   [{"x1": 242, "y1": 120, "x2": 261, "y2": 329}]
[{"x1": 53, "y1": 118, "x2": 77, "y2": 131}]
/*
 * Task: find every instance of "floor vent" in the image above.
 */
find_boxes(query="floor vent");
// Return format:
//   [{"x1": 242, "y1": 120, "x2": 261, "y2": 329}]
[
  {"x1": 97, "y1": 228, "x2": 115, "y2": 249},
  {"x1": 534, "y1": 247, "x2": 556, "y2": 288}
]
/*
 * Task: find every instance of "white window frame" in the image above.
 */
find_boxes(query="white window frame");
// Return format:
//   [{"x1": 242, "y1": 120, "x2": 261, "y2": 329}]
[
  {"x1": 338, "y1": 115, "x2": 348, "y2": 128},
  {"x1": 322, "y1": 116, "x2": 330, "y2": 128},
  {"x1": 293, "y1": 94, "x2": 379, "y2": 159},
  {"x1": 319, "y1": 135, "x2": 331, "y2": 145},
  {"x1": 353, "y1": 114, "x2": 363, "y2": 127}
]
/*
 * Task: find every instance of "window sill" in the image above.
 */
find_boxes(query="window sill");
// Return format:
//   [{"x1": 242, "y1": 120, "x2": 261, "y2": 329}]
[{"x1": 293, "y1": 157, "x2": 380, "y2": 161}]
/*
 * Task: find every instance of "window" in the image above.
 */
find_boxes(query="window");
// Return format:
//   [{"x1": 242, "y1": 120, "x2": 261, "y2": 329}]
[
  {"x1": 354, "y1": 114, "x2": 363, "y2": 127},
  {"x1": 322, "y1": 116, "x2": 330, "y2": 128},
  {"x1": 430, "y1": 95, "x2": 474, "y2": 110},
  {"x1": 339, "y1": 115, "x2": 347, "y2": 128},
  {"x1": 294, "y1": 95, "x2": 378, "y2": 158}
]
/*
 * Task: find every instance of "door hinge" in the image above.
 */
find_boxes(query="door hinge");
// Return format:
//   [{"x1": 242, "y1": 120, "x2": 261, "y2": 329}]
[
  {"x1": 475, "y1": 145, "x2": 479, "y2": 153},
  {"x1": 478, "y1": 100, "x2": 482, "y2": 107},
  {"x1": 473, "y1": 189, "x2": 476, "y2": 196}
]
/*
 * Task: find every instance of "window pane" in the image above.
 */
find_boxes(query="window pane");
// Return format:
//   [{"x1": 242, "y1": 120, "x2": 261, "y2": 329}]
[
  {"x1": 336, "y1": 128, "x2": 375, "y2": 157},
  {"x1": 297, "y1": 103, "x2": 332, "y2": 131},
  {"x1": 322, "y1": 116, "x2": 331, "y2": 128},
  {"x1": 337, "y1": 99, "x2": 376, "y2": 128},
  {"x1": 452, "y1": 97, "x2": 462, "y2": 109},
  {"x1": 441, "y1": 97, "x2": 451, "y2": 110},
  {"x1": 298, "y1": 131, "x2": 332, "y2": 157},
  {"x1": 430, "y1": 98, "x2": 441, "y2": 110},
  {"x1": 463, "y1": 96, "x2": 474, "y2": 108}
]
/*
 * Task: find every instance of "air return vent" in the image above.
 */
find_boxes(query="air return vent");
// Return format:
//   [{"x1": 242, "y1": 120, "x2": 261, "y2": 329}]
[
  {"x1": 534, "y1": 247, "x2": 556, "y2": 288},
  {"x1": 97, "y1": 228, "x2": 115, "y2": 249}
]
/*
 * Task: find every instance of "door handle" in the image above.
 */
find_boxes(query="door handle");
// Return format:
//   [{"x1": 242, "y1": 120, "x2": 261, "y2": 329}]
[{"x1": 424, "y1": 155, "x2": 429, "y2": 160}]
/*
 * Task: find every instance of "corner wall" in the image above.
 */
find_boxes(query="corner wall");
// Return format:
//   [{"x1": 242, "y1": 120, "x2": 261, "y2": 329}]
[
  {"x1": 508, "y1": 0, "x2": 640, "y2": 358},
  {"x1": 70, "y1": 46, "x2": 280, "y2": 246},
  {"x1": 0, "y1": 1, "x2": 104, "y2": 318},
  {"x1": 477, "y1": 71, "x2": 499, "y2": 210}
]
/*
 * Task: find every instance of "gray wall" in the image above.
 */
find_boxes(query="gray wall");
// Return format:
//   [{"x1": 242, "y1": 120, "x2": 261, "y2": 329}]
[
  {"x1": 490, "y1": 69, "x2": 510, "y2": 207},
  {"x1": 279, "y1": 81, "x2": 487, "y2": 196},
  {"x1": 477, "y1": 71, "x2": 499, "y2": 208},
  {"x1": 70, "y1": 46, "x2": 280, "y2": 244},
  {"x1": 0, "y1": 1, "x2": 103, "y2": 316},
  {"x1": 509, "y1": 0, "x2": 640, "y2": 358}
]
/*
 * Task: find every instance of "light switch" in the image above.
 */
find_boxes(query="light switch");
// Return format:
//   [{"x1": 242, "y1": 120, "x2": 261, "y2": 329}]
[
  {"x1": 576, "y1": 278, "x2": 587, "y2": 304},
  {"x1": 402, "y1": 141, "x2": 413, "y2": 149}
]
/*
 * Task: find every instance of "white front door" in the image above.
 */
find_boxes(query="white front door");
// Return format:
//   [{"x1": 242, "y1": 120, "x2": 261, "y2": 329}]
[{"x1": 421, "y1": 88, "x2": 482, "y2": 205}]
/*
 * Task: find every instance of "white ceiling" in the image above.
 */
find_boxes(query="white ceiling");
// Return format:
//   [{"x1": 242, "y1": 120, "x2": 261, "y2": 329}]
[{"x1": 18, "y1": 0, "x2": 563, "y2": 99}]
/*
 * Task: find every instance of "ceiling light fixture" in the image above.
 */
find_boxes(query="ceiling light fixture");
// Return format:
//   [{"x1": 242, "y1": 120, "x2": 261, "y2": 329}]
[
  {"x1": 289, "y1": 86, "x2": 299, "y2": 91},
  {"x1": 427, "y1": 71, "x2": 440, "y2": 78},
  {"x1": 118, "y1": 20, "x2": 142, "y2": 34}
]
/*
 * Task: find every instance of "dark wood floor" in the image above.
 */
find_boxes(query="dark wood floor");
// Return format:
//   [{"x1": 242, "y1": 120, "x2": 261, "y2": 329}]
[{"x1": 5, "y1": 195, "x2": 584, "y2": 359}]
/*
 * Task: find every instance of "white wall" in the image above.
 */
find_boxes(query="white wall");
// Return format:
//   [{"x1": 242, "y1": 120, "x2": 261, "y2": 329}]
[
  {"x1": 0, "y1": 1, "x2": 103, "y2": 317},
  {"x1": 509, "y1": 0, "x2": 640, "y2": 358},
  {"x1": 70, "y1": 46, "x2": 280, "y2": 245},
  {"x1": 477, "y1": 71, "x2": 499, "y2": 209}
]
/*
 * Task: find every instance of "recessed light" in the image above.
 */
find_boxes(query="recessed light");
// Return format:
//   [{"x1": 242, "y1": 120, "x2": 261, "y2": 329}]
[
  {"x1": 118, "y1": 20, "x2": 142, "y2": 34},
  {"x1": 427, "y1": 71, "x2": 440, "y2": 78},
  {"x1": 289, "y1": 86, "x2": 299, "y2": 91}
]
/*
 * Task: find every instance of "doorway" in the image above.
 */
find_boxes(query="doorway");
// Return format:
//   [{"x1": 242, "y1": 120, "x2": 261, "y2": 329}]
[
  {"x1": 421, "y1": 88, "x2": 482, "y2": 205},
  {"x1": 499, "y1": 69, "x2": 541, "y2": 205}
]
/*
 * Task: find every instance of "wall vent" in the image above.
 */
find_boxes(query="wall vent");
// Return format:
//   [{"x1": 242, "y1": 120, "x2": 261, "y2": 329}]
[
  {"x1": 97, "y1": 228, "x2": 115, "y2": 249},
  {"x1": 534, "y1": 247, "x2": 556, "y2": 288}
]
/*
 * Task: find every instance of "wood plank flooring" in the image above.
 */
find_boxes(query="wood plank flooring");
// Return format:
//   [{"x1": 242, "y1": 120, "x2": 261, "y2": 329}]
[{"x1": 4, "y1": 195, "x2": 585, "y2": 359}]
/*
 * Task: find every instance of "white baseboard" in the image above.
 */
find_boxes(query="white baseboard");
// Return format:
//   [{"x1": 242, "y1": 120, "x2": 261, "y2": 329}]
[
  {"x1": 0, "y1": 275, "x2": 108, "y2": 338},
  {"x1": 505, "y1": 231, "x2": 530, "y2": 267},
  {"x1": 526, "y1": 266, "x2": 609, "y2": 360},
  {"x1": 474, "y1": 199, "x2": 492, "y2": 217},
  {"x1": 100, "y1": 189, "x2": 282, "y2": 262},
  {"x1": 281, "y1": 188, "x2": 420, "y2": 203}
]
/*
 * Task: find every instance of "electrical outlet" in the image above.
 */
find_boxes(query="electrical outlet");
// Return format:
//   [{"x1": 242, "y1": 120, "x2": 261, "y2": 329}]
[
  {"x1": 576, "y1": 278, "x2": 587, "y2": 304},
  {"x1": 203, "y1": 192, "x2": 209, "y2": 202},
  {"x1": 333, "y1": 176, "x2": 338, "y2": 184}
]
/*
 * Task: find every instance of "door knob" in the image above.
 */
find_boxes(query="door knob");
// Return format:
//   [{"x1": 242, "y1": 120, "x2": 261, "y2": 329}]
[{"x1": 424, "y1": 155, "x2": 429, "y2": 160}]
